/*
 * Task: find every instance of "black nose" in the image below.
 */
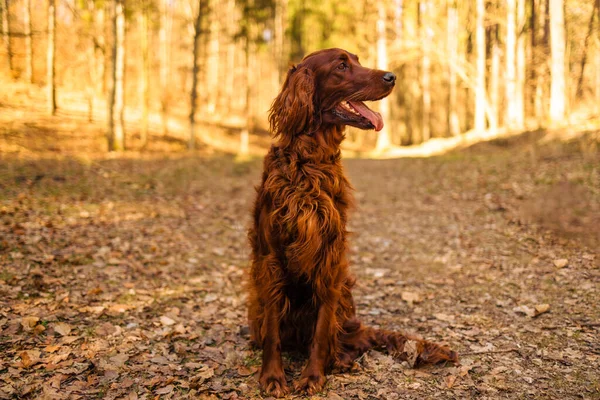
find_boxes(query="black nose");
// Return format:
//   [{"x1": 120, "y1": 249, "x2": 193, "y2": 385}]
[
  {"x1": 383, "y1": 72, "x2": 396, "y2": 84},
  {"x1": 383, "y1": 72, "x2": 396, "y2": 83}
]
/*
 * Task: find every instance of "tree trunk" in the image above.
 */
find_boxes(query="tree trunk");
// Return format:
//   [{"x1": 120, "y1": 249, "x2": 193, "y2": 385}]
[
  {"x1": 24, "y1": 0, "x2": 33, "y2": 82},
  {"x1": 534, "y1": 0, "x2": 549, "y2": 121},
  {"x1": 394, "y1": 0, "x2": 403, "y2": 39},
  {"x1": 490, "y1": 23, "x2": 501, "y2": 130},
  {"x1": 86, "y1": 0, "x2": 96, "y2": 122},
  {"x1": 1, "y1": 0, "x2": 12, "y2": 73},
  {"x1": 529, "y1": 0, "x2": 537, "y2": 120},
  {"x1": 96, "y1": 4, "x2": 106, "y2": 95},
  {"x1": 240, "y1": 32, "x2": 253, "y2": 156},
  {"x1": 549, "y1": 0, "x2": 566, "y2": 123},
  {"x1": 189, "y1": 0, "x2": 203, "y2": 150},
  {"x1": 274, "y1": 0, "x2": 287, "y2": 84},
  {"x1": 575, "y1": 0, "x2": 597, "y2": 97},
  {"x1": 205, "y1": 1, "x2": 219, "y2": 115},
  {"x1": 515, "y1": 0, "x2": 525, "y2": 126},
  {"x1": 474, "y1": 0, "x2": 486, "y2": 131},
  {"x1": 420, "y1": 1, "x2": 430, "y2": 142},
  {"x1": 505, "y1": 0, "x2": 518, "y2": 128},
  {"x1": 108, "y1": 0, "x2": 125, "y2": 151},
  {"x1": 159, "y1": 0, "x2": 170, "y2": 135},
  {"x1": 47, "y1": 0, "x2": 56, "y2": 115},
  {"x1": 596, "y1": 38, "x2": 600, "y2": 114},
  {"x1": 375, "y1": 0, "x2": 391, "y2": 151},
  {"x1": 447, "y1": 1, "x2": 460, "y2": 136},
  {"x1": 225, "y1": 0, "x2": 235, "y2": 113},
  {"x1": 139, "y1": 1, "x2": 149, "y2": 148}
]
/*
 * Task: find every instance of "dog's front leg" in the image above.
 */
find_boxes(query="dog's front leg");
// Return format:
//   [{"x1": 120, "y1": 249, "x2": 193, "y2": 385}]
[
  {"x1": 295, "y1": 294, "x2": 339, "y2": 395},
  {"x1": 258, "y1": 298, "x2": 289, "y2": 397}
]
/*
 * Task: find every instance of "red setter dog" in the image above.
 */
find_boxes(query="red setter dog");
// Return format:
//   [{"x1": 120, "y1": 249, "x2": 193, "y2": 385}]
[{"x1": 248, "y1": 48, "x2": 458, "y2": 397}]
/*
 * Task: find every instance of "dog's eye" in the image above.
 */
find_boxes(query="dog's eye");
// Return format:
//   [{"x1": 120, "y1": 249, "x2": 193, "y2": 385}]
[{"x1": 337, "y1": 62, "x2": 348, "y2": 71}]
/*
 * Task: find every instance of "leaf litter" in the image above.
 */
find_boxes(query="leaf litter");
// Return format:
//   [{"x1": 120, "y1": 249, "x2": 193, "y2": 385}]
[{"x1": 0, "y1": 131, "x2": 599, "y2": 398}]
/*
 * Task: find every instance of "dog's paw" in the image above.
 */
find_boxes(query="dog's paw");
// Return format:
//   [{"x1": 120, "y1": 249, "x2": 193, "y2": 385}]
[
  {"x1": 294, "y1": 372, "x2": 326, "y2": 395},
  {"x1": 259, "y1": 372, "x2": 289, "y2": 398}
]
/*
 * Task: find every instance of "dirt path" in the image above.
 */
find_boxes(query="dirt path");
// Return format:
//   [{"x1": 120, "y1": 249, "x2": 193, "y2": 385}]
[{"x1": 1, "y1": 129, "x2": 599, "y2": 399}]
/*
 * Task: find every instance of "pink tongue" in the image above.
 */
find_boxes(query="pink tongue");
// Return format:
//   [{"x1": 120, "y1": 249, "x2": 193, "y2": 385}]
[{"x1": 348, "y1": 101, "x2": 384, "y2": 131}]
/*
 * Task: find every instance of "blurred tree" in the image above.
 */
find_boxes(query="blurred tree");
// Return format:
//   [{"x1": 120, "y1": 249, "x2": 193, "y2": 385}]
[
  {"x1": 474, "y1": 0, "x2": 485, "y2": 131},
  {"x1": 139, "y1": 0, "x2": 150, "y2": 148},
  {"x1": 84, "y1": 0, "x2": 96, "y2": 122},
  {"x1": 447, "y1": 0, "x2": 460, "y2": 136},
  {"x1": 47, "y1": 0, "x2": 56, "y2": 115},
  {"x1": 575, "y1": 0, "x2": 597, "y2": 97},
  {"x1": 188, "y1": 0, "x2": 206, "y2": 150},
  {"x1": 108, "y1": 0, "x2": 125, "y2": 151},
  {"x1": 1, "y1": 0, "x2": 11, "y2": 73},
  {"x1": 489, "y1": 15, "x2": 501, "y2": 130},
  {"x1": 505, "y1": 0, "x2": 518, "y2": 128},
  {"x1": 274, "y1": 0, "x2": 288, "y2": 84},
  {"x1": 420, "y1": 0, "x2": 431, "y2": 142},
  {"x1": 597, "y1": 0, "x2": 600, "y2": 113},
  {"x1": 24, "y1": 0, "x2": 33, "y2": 83},
  {"x1": 549, "y1": 0, "x2": 565, "y2": 123},
  {"x1": 159, "y1": 0, "x2": 171, "y2": 135},
  {"x1": 515, "y1": 0, "x2": 525, "y2": 127},
  {"x1": 375, "y1": 0, "x2": 390, "y2": 152}
]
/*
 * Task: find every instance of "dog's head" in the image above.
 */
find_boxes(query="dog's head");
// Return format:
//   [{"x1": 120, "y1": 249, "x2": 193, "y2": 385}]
[{"x1": 269, "y1": 48, "x2": 396, "y2": 140}]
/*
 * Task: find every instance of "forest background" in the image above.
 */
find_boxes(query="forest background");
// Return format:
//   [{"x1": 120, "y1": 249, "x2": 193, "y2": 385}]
[{"x1": 1, "y1": 0, "x2": 599, "y2": 153}]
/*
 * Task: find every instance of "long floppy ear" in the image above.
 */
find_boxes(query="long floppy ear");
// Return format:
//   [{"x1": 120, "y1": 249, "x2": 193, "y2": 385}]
[{"x1": 268, "y1": 65, "x2": 315, "y2": 143}]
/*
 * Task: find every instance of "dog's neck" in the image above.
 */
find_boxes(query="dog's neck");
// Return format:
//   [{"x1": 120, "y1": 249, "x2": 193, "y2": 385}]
[{"x1": 277, "y1": 125, "x2": 346, "y2": 164}]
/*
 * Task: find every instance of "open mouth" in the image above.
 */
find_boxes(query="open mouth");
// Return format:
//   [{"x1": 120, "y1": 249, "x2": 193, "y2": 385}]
[{"x1": 333, "y1": 100, "x2": 384, "y2": 131}]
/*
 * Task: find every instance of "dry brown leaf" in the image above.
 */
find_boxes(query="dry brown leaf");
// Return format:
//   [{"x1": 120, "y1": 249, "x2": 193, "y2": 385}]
[
  {"x1": 45, "y1": 344, "x2": 61, "y2": 353},
  {"x1": 553, "y1": 259, "x2": 568, "y2": 268},
  {"x1": 149, "y1": 356, "x2": 170, "y2": 365},
  {"x1": 403, "y1": 339, "x2": 419, "y2": 367},
  {"x1": 445, "y1": 374, "x2": 457, "y2": 389},
  {"x1": 18, "y1": 350, "x2": 41, "y2": 368},
  {"x1": 237, "y1": 365, "x2": 256, "y2": 377},
  {"x1": 34, "y1": 324, "x2": 46, "y2": 335},
  {"x1": 160, "y1": 316, "x2": 176, "y2": 326},
  {"x1": 155, "y1": 384, "x2": 174, "y2": 395},
  {"x1": 534, "y1": 304, "x2": 550, "y2": 316},
  {"x1": 109, "y1": 353, "x2": 129, "y2": 367},
  {"x1": 434, "y1": 313, "x2": 455, "y2": 322},
  {"x1": 401, "y1": 291, "x2": 421, "y2": 305},
  {"x1": 21, "y1": 316, "x2": 40, "y2": 331},
  {"x1": 52, "y1": 322, "x2": 72, "y2": 336},
  {"x1": 513, "y1": 305, "x2": 535, "y2": 317}
]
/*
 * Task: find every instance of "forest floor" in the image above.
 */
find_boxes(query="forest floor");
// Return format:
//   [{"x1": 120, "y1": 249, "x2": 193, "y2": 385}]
[{"x1": 1, "y1": 88, "x2": 600, "y2": 399}]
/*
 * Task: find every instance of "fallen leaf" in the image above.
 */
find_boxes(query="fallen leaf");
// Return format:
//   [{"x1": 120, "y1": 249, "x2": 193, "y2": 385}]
[
  {"x1": 109, "y1": 353, "x2": 129, "y2": 367},
  {"x1": 445, "y1": 374, "x2": 457, "y2": 389},
  {"x1": 155, "y1": 384, "x2": 174, "y2": 395},
  {"x1": 513, "y1": 305, "x2": 535, "y2": 317},
  {"x1": 534, "y1": 304, "x2": 550, "y2": 316},
  {"x1": 52, "y1": 322, "x2": 72, "y2": 336},
  {"x1": 553, "y1": 259, "x2": 568, "y2": 268},
  {"x1": 434, "y1": 313, "x2": 455, "y2": 322},
  {"x1": 160, "y1": 316, "x2": 175, "y2": 326},
  {"x1": 149, "y1": 356, "x2": 170, "y2": 365},
  {"x1": 21, "y1": 316, "x2": 40, "y2": 331},
  {"x1": 401, "y1": 291, "x2": 421, "y2": 305},
  {"x1": 237, "y1": 365, "x2": 256, "y2": 377},
  {"x1": 18, "y1": 350, "x2": 41, "y2": 368},
  {"x1": 45, "y1": 345, "x2": 61, "y2": 353}
]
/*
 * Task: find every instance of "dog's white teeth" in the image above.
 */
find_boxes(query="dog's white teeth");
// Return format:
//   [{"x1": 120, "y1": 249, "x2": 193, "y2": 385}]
[{"x1": 340, "y1": 101, "x2": 361, "y2": 116}]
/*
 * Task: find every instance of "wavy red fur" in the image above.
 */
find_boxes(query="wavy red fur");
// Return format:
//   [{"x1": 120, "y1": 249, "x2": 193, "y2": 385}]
[{"x1": 247, "y1": 48, "x2": 458, "y2": 397}]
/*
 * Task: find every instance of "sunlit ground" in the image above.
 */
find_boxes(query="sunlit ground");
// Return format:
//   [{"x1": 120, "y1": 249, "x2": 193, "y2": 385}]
[{"x1": 1, "y1": 81, "x2": 599, "y2": 399}]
